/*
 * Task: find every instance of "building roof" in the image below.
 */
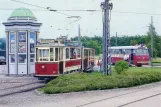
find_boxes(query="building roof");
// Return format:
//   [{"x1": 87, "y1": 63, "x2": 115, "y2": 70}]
[{"x1": 10, "y1": 8, "x2": 35, "y2": 18}]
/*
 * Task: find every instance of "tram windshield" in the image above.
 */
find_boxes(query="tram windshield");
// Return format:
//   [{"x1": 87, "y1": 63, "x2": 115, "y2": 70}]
[
  {"x1": 134, "y1": 48, "x2": 149, "y2": 55},
  {"x1": 39, "y1": 49, "x2": 50, "y2": 61},
  {"x1": 36, "y1": 48, "x2": 59, "y2": 62}
]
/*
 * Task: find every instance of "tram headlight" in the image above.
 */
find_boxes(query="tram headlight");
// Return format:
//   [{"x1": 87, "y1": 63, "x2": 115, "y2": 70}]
[{"x1": 42, "y1": 65, "x2": 45, "y2": 69}]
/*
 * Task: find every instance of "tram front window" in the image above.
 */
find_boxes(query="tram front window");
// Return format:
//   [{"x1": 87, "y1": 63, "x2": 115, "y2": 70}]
[
  {"x1": 134, "y1": 48, "x2": 149, "y2": 55},
  {"x1": 39, "y1": 49, "x2": 49, "y2": 61}
]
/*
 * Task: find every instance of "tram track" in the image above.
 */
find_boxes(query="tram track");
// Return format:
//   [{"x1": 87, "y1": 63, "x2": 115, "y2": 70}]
[
  {"x1": 0, "y1": 83, "x2": 45, "y2": 98},
  {"x1": 0, "y1": 79, "x2": 46, "y2": 98},
  {"x1": 118, "y1": 93, "x2": 161, "y2": 107},
  {"x1": 0, "y1": 80, "x2": 45, "y2": 91},
  {"x1": 76, "y1": 82, "x2": 161, "y2": 107}
]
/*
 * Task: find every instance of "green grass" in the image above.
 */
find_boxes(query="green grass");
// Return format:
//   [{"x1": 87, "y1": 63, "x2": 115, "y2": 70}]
[
  {"x1": 40, "y1": 67, "x2": 161, "y2": 94},
  {"x1": 152, "y1": 58, "x2": 161, "y2": 63}
]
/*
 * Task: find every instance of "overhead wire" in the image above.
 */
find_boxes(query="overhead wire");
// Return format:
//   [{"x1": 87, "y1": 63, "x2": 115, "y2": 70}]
[
  {"x1": 1, "y1": 0, "x2": 161, "y2": 16},
  {"x1": 1, "y1": 8, "x2": 161, "y2": 16},
  {"x1": 10, "y1": 0, "x2": 73, "y2": 17}
]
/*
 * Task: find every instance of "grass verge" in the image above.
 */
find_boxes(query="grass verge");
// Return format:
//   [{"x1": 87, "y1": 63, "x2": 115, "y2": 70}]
[
  {"x1": 152, "y1": 58, "x2": 161, "y2": 63},
  {"x1": 40, "y1": 67, "x2": 161, "y2": 94}
]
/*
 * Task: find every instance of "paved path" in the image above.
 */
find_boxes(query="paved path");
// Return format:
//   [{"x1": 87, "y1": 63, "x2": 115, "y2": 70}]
[
  {"x1": 31, "y1": 82, "x2": 161, "y2": 107},
  {"x1": 0, "y1": 81, "x2": 161, "y2": 107}
]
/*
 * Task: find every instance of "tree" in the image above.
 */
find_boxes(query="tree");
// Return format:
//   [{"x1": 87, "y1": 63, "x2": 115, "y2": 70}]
[
  {"x1": 130, "y1": 40, "x2": 138, "y2": 46},
  {"x1": 145, "y1": 23, "x2": 161, "y2": 58}
]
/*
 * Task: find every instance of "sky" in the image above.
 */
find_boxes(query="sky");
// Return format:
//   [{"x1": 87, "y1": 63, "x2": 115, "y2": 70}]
[{"x1": 0, "y1": 0, "x2": 161, "y2": 39}]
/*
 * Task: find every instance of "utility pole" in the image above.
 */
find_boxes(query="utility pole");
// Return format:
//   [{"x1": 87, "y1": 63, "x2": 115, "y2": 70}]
[
  {"x1": 150, "y1": 16, "x2": 153, "y2": 67},
  {"x1": 78, "y1": 24, "x2": 81, "y2": 45},
  {"x1": 100, "y1": 0, "x2": 113, "y2": 75},
  {"x1": 116, "y1": 32, "x2": 118, "y2": 46}
]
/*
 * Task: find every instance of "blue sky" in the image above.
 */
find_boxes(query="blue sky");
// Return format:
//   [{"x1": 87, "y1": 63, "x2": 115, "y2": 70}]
[{"x1": 0, "y1": 0, "x2": 161, "y2": 39}]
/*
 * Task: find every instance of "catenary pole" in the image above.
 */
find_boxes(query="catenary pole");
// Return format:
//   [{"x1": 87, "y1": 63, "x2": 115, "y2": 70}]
[
  {"x1": 101, "y1": 0, "x2": 113, "y2": 75},
  {"x1": 116, "y1": 32, "x2": 118, "y2": 46},
  {"x1": 150, "y1": 16, "x2": 153, "y2": 67}
]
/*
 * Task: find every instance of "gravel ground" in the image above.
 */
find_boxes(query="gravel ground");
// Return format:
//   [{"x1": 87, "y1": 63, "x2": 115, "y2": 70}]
[
  {"x1": 0, "y1": 73, "x2": 45, "y2": 107},
  {"x1": 0, "y1": 65, "x2": 6, "y2": 75}
]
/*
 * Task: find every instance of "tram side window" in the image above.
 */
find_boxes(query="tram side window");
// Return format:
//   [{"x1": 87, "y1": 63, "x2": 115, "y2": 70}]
[
  {"x1": 125, "y1": 49, "x2": 131, "y2": 54},
  {"x1": 50, "y1": 48, "x2": 54, "y2": 61},
  {"x1": 59, "y1": 48, "x2": 63, "y2": 61},
  {"x1": 55, "y1": 48, "x2": 58, "y2": 61},
  {"x1": 143, "y1": 49, "x2": 149, "y2": 55},
  {"x1": 70, "y1": 48, "x2": 76, "y2": 59},
  {"x1": 66, "y1": 48, "x2": 69, "y2": 59},
  {"x1": 39, "y1": 49, "x2": 49, "y2": 61},
  {"x1": 92, "y1": 50, "x2": 95, "y2": 57},
  {"x1": 36, "y1": 48, "x2": 38, "y2": 61},
  {"x1": 122, "y1": 49, "x2": 126, "y2": 54},
  {"x1": 89, "y1": 50, "x2": 92, "y2": 57},
  {"x1": 109, "y1": 49, "x2": 111, "y2": 53},
  {"x1": 84, "y1": 49, "x2": 88, "y2": 58},
  {"x1": 111, "y1": 49, "x2": 114, "y2": 54},
  {"x1": 77, "y1": 48, "x2": 81, "y2": 58},
  {"x1": 114, "y1": 49, "x2": 120, "y2": 54},
  {"x1": 119, "y1": 49, "x2": 123, "y2": 54}
]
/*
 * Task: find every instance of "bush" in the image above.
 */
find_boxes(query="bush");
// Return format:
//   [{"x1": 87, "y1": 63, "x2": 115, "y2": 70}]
[
  {"x1": 114, "y1": 60, "x2": 129, "y2": 74},
  {"x1": 40, "y1": 68, "x2": 161, "y2": 94}
]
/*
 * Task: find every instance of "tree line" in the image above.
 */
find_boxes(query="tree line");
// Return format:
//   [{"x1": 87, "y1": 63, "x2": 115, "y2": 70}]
[
  {"x1": 0, "y1": 24, "x2": 160, "y2": 57},
  {"x1": 71, "y1": 24, "x2": 161, "y2": 57}
]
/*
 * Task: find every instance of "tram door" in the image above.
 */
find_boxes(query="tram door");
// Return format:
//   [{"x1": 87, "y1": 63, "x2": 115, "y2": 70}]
[
  {"x1": 58, "y1": 48, "x2": 64, "y2": 74},
  {"x1": 84, "y1": 49, "x2": 88, "y2": 70},
  {"x1": 130, "y1": 49, "x2": 134, "y2": 64}
]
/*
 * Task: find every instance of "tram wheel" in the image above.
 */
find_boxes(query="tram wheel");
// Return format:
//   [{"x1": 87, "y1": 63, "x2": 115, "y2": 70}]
[
  {"x1": 38, "y1": 77, "x2": 44, "y2": 80},
  {"x1": 137, "y1": 64, "x2": 142, "y2": 67}
]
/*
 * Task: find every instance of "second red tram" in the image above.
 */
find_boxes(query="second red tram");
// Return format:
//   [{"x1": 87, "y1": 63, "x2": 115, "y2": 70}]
[
  {"x1": 109, "y1": 45, "x2": 150, "y2": 67},
  {"x1": 35, "y1": 45, "x2": 95, "y2": 79}
]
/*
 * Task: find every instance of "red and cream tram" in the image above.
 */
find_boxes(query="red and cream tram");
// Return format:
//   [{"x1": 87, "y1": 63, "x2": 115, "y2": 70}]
[{"x1": 35, "y1": 44, "x2": 95, "y2": 79}]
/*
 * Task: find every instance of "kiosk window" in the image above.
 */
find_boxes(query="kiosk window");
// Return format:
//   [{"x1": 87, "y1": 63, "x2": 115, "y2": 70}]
[{"x1": 18, "y1": 54, "x2": 26, "y2": 63}]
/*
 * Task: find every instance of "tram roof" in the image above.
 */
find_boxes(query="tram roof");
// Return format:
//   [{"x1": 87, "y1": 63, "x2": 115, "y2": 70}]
[
  {"x1": 109, "y1": 46, "x2": 148, "y2": 50},
  {"x1": 35, "y1": 44, "x2": 95, "y2": 50}
]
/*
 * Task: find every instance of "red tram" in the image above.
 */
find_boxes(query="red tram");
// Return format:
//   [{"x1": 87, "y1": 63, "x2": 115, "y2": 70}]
[
  {"x1": 35, "y1": 44, "x2": 95, "y2": 79},
  {"x1": 109, "y1": 45, "x2": 150, "y2": 67}
]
